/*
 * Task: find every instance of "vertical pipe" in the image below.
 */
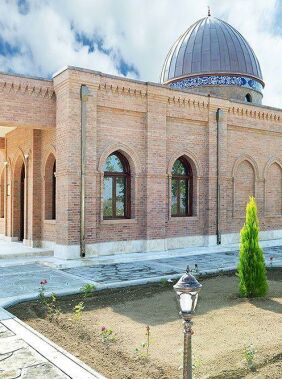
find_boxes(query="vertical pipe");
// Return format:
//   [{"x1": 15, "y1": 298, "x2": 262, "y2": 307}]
[
  {"x1": 216, "y1": 108, "x2": 221, "y2": 245},
  {"x1": 80, "y1": 85, "x2": 90, "y2": 258}
]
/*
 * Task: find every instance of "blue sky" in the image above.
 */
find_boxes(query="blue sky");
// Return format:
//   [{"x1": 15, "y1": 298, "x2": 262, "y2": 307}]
[{"x1": 0, "y1": 0, "x2": 281, "y2": 107}]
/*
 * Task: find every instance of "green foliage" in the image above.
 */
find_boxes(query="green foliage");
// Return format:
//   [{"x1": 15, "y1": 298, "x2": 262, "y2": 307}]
[
  {"x1": 244, "y1": 344, "x2": 256, "y2": 370},
  {"x1": 80, "y1": 283, "x2": 96, "y2": 298},
  {"x1": 237, "y1": 197, "x2": 268, "y2": 298},
  {"x1": 100, "y1": 326, "x2": 116, "y2": 343},
  {"x1": 46, "y1": 293, "x2": 61, "y2": 321},
  {"x1": 134, "y1": 325, "x2": 151, "y2": 360},
  {"x1": 38, "y1": 279, "x2": 48, "y2": 307},
  {"x1": 159, "y1": 278, "x2": 170, "y2": 287},
  {"x1": 73, "y1": 302, "x2": 85, "y2": 321}
]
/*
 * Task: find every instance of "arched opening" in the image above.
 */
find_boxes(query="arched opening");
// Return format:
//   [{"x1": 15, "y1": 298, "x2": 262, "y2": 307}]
[
  {"x1": 44, "y1": 154, "x2": 56, "y2": 220},
  {"x1": 171, "y1": 156, "x2": 193, "y2": 217},
  {"x1": 12, "y1": 156, "x2": 26, "y2": 241},
  {"x1": 103, "y1": 152, "x2": 130, "y2": 219},
  {"x1": 234, "y1": 160, "x2": 255, "y2": 214},
  {"x1": 19, "y1": 163, "x2": 25, "y2": 241},
  {"x1": 245, "y1": 93, "x2": 252, "y2": 103},
  {"x1": 0, "y1": 169, "x2": 4, "y2": 218}
]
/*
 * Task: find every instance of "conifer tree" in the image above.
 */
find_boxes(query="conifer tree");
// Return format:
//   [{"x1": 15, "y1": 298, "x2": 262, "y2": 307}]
[{"x1": 237, "y1": 197, "x2": 268, "y2": 297}]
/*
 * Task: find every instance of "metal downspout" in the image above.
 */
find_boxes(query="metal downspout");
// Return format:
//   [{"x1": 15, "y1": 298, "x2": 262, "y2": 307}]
[
  {"x1": 80, "y1": 85, "x2": 90, "y2": 257},
  {"x1": 216, "y1": 108, "x2": 221, "y2": 245}
]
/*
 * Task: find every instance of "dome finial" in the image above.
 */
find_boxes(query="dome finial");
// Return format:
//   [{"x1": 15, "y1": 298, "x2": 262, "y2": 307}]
[{"x1": 208, "y1": 6, "x2": 211, "y2": 17}]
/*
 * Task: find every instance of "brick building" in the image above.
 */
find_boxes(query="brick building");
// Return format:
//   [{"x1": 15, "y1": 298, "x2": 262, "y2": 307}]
[{"x1": 0, "y1": 15, "x2": 281, "y2": 259}]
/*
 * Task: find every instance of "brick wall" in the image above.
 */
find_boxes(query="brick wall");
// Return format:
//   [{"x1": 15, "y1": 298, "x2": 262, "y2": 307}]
[{"x1": 1, "y1": 67, "x2": 282, "y2": 255}]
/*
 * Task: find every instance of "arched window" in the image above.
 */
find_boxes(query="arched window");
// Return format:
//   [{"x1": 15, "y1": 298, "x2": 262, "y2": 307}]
[
  {"x1": 103, "y1": 152, "x2": 130, "y2": 219},
  {"x1": 245, "y1": 93, "x2": 252, "y2": 103},
  {"x1": 45, "y1": 154, "x2": 56, "y2": 220},
  {"x1": 171, "y1": 157, "x2": 193, "y2": 217}
]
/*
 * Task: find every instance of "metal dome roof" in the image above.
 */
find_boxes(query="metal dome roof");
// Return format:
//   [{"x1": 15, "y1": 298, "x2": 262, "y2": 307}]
[{"x1": 161, "y1": 16, "x2": 263, "y2": 85}]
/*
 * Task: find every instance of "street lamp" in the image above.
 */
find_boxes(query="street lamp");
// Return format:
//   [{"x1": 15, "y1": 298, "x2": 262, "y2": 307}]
[{"x1": 173, "y1": 266, "x2": 202, "y2": 379}]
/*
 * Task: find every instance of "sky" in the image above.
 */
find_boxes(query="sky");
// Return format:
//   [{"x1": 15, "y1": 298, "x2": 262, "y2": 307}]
[{"x1": 0, "y1": 0, "x2": 282, "y2": 107}]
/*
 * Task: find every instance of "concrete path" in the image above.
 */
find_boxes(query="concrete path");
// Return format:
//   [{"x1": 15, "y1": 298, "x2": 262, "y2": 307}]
[{"x1": 0, "y1": 242, "x2": 281, "y2": 379}]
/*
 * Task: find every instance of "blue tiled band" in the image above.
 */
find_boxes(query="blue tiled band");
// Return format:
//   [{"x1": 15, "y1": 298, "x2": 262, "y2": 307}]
[{"x1": 169, "y1": 75, "x2": 263, "y2": 93}]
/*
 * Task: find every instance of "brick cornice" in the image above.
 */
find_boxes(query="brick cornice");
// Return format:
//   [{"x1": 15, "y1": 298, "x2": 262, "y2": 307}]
[
  {"x1": 0, "y1": 79, "x2": 55, "y2": 99},
  {"x1": 228, "y1": 105, "x2": 282, "y2": 123}
]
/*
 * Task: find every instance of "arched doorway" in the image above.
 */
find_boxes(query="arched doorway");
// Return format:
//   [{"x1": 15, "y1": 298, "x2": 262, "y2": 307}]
[
  {"x1": 12, "y1": 156, "x2": 26, "y2": 242},
  {"x1": 19, "y1": 163, "x2": 25, "y2": 241}
]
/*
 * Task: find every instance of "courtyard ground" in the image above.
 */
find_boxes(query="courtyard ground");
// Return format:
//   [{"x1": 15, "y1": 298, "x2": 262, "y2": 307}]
[{"x1": 9, "y1": 271, "x2": 282, "y2": 379}]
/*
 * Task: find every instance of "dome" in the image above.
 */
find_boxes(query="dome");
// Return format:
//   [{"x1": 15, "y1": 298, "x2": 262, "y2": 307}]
[{"x1": 161, "y1": 15, "x2": 264, "y2": 102}]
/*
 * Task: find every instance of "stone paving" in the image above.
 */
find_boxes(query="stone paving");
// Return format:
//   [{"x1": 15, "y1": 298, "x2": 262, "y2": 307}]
[{"x1": 64, "y1": 246, "x2": 282, "y2": 284}]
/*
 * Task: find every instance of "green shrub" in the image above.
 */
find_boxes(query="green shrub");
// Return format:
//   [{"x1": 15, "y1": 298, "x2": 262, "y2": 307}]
[
  {"x1": 80, "y1": 283, "x2": 96, "y2": 298},
  {"x1": 237, "y1": 197, "x2": 268, "y2": 297}
]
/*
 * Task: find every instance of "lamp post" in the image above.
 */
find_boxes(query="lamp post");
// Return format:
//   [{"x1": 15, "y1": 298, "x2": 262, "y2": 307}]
[{"x1": 173, "y1": 266, "x2": 202, "y2": 379}]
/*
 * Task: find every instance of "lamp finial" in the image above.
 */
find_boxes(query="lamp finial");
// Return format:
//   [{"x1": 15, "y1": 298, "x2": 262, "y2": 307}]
[{"x1": 208, "y1": 6, "x2": 211, "y2": 17}]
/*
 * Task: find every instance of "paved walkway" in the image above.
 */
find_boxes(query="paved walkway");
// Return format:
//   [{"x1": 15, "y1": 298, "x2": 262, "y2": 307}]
[{"x1": 0, "y1": 242, "x2": 281, "y2": 379}]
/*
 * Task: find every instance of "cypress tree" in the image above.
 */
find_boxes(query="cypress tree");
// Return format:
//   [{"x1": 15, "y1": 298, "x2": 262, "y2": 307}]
[{"x1": 237, "y1": 196, "x2": 268, "y2": 297}]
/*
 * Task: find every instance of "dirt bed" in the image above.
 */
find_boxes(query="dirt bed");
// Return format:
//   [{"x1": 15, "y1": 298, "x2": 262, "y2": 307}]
[{"x1": 10, "y1": 271, "x2": 282, "y2": 379}]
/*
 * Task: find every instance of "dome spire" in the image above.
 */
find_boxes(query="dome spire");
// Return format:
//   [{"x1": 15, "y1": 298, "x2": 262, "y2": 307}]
[{"x1": 208, "y1": 6, "x2": 211, "y2": 17}]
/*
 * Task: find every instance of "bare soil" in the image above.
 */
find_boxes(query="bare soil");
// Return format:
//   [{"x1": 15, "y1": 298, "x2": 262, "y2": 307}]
[{"x1": 9, "y1": 271, "x2": 282, "y2": 379}]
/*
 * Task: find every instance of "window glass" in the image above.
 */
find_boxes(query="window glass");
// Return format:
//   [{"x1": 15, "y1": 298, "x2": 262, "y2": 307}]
[
  {"x1": 171, "y1": 178, "x2": 178, "y2": 215},
  {"x1": 104, "y1": 154, "x2": 124, "y2": 172},
  {"x1": 103, "y1": 176, "x2": 113, "y2": 217},
  {"x1": 179, "y1": 179, "x2": 188, "y2": 215},
  {"x1": 172, "y1": 159, "x2": 187, "y2": 175},
  {"x1": 116, "y1": 177, "x2": 125, "y2": 216}
]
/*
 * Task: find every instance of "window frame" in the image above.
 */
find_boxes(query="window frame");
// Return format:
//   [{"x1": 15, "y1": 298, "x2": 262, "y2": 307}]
[
  {"x1": 171, "y1": 157, "x2": 193, "y2": 217},
  {"x1": 103, "y1": 152, "x2": 131, "y2": 219}
]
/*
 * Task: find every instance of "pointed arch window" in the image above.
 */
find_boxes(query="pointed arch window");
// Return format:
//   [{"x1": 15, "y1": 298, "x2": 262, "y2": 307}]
[
  {"x1": 103, "y1": 152, "x2": 130, "y2": 219},
  {"x1": 171, "y1": 157, "x2": 193, "y2": 217},
  {"x1": 44, "y1": 154, "x2": 56, "y2": 220}
]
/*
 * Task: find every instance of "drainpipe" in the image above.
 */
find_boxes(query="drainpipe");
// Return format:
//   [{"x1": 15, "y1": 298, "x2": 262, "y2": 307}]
[
  {"x1": 216, "y1": 108, "x2": 221, "y2": 245},
  {"x1": 80, "y1": 85, "x2": 90, "y2": 257}
]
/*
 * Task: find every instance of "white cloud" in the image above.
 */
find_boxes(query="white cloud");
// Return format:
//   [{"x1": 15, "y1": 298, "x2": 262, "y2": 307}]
[{"x1": 0, "y1": 0, "x2": 281, "y2": 107}]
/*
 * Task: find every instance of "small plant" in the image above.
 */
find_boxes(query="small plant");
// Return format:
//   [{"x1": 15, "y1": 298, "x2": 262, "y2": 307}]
[
  {"x1": 46, "y1": 293, "x2": 61, "y2": 322},
  {"x1": 244, "y1": 344, "x2": 256, "y2": 370},
  {"x1": 237, "y1": 197, "x2": 268, "y2": 298},
  {"x1": 73, "y1": 302, "x2": 85, "y2": 321},
  {"x1": 134, "y1": 325, "x2": 151, "y2": 360},
  {"x1": 159, "y1": 278, "x2": 171, "y2": 287},
  {"x1": 80, "y1": 283, "x2": 96, "y2": 298},
  {"x1": 192, "y1": 355, "x2": 202, "y2": 378},
  {"x1": 38, "y1": 279, "x2": 48, "y2": 306},
  {"x1": 100, "y1": 326, "x2": 116, "y2": 343}
]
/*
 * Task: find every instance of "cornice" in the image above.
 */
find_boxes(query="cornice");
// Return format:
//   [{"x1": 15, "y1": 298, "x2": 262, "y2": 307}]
[
  {"x1": 167, "y1": 95, "x2": 209, "y2": 110},
  {"x1": 0, "y1": 79, "x2": 55, "y2": 99},
  {"x1": 98, "y1": 82, "x2": 147, "y2": 98},
  {"x1": 228, "y1": 105, "x2": 282, "y2": 123}
]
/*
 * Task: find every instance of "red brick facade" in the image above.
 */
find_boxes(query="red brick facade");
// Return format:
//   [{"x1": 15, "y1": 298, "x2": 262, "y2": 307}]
[{"x1": 0, "y1": 67, "x2": 282, "y2": 258}]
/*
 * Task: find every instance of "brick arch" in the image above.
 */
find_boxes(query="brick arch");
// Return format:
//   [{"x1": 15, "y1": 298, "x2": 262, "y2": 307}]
[
  {"x1": 233, "y1": 158, "x2": 256, "y2": 215},
  {"x1": 264, "y1": 159, "x2": 282, "y2": 215},
  {"x1": 232, "y1": 154, "x2": 260, "y2": 179},
  {"x1": 42, "y1": 144, "x2": 56, "y2": 178},
  {"x1": 98, "y1": 143, "x2": 141, "y2": 175},
  {"x1": 12, "y1": 153, "x2": 26, "y2": 240},
  {"x1": 263, "y1": 158, "x2": 282, "y2": 179},
  {"x1": 167, "y1": 150, "x2": 202, "y2": 177}
]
